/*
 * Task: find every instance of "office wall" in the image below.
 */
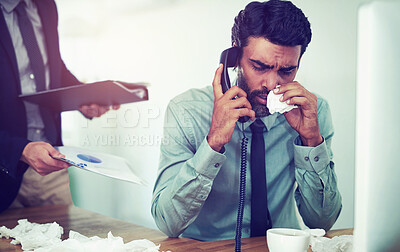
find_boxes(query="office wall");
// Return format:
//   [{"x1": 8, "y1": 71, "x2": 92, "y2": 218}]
[{"x1": 56, "y1": 0, "x2": 371, "y2": 230}]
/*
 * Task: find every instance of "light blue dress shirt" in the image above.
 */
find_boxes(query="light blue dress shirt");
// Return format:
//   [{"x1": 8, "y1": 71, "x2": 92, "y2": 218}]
[{"x1": 152, "y1": 86, "x2": 342, "y2": 241}]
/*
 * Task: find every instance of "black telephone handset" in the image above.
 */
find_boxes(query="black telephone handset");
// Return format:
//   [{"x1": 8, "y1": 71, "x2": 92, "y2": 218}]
[
  {"x1": 219, "y1": 47, "x2": 249, "y2": 123},
  {"x1": 220, "y1": 47, "x2": 249, "y2": 252}
]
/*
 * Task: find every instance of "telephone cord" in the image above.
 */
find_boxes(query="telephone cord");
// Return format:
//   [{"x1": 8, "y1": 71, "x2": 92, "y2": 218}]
[{"x1": 234, "y1": 124, "x2": 248, "y2": 252}]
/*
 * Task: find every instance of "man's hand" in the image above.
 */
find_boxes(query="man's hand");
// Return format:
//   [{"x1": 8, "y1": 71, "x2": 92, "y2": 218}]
[
  {"x1": 274, "y1": 81, "x2": 323, "y2": 147},
  {"x1": 79, "y1": 104, "x2": 120, "y2": 119},
  {"x1": 207, "y1": 64, "x2": 255, "y2": 152},
  {"x1": 20, "y1": 142, "x2": 70, "y2": 176}
]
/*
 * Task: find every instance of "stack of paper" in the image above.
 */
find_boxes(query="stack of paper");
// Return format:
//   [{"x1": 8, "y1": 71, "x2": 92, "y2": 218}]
[{"x1": 54, "y1": 146, "x2": 146, "y2": 185}]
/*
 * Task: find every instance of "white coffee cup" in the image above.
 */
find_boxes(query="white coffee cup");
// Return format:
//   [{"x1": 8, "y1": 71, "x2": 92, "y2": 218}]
[{"x1": 267, "y1": 228, "x2": 311, "y2": 252}]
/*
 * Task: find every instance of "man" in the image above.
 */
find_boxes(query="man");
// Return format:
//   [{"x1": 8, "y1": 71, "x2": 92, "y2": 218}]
[
  {"x1": 0, "y1": 0, "x2": 116, "y2": 212},
  {"x1": 151, "y1": 0, "x2": 342, "y2": 241}
]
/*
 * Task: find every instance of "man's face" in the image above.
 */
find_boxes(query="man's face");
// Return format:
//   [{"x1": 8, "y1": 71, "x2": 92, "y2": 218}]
[{"x1": 237, "y1": 37, "x2": 302, "y2": 117}]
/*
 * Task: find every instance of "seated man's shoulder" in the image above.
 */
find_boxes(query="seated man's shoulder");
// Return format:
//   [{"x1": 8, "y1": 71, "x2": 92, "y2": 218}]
[
  {"x1": 170, "y1": 86, "x2": 213, "y2": 106},
  {"x1": 315, "y1": 93, "x2": 330, "y2": 111}
]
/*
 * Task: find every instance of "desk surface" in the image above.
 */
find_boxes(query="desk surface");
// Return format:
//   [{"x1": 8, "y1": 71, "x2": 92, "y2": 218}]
[{"x1": 0, "y1": 205, "x2": 353, "y2": 252}]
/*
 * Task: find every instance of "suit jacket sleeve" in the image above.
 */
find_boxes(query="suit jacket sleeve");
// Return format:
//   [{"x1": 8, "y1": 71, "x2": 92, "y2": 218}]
[{"x1": 0, "y1": 131, "x2": 30, "y2": 212}]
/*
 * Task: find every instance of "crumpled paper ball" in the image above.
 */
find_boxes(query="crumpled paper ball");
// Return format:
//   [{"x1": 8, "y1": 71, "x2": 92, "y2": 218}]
[
  {"x1": 310, "y1": 235, "x2": 353, "y2": 252},
  {"x1": 267, "y1": 89, "x2": 298, "y2": 114}
]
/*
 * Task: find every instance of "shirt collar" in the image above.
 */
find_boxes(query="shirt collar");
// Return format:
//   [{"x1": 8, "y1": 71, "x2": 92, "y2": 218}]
[
  {"x1": 238, "y1": 112, "x2": 281, "y2": 132},
  {"x1": 0, "y1": 0, "x2": 22, "y2": 13}
]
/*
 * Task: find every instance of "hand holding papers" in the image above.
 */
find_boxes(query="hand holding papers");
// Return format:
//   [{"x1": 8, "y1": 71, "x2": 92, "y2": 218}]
[{"x1": 54, "y1": 146, "x2": 146, "y2": 185}]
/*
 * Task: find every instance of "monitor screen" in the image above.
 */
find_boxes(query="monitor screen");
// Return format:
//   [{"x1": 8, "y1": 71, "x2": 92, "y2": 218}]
[{"x1": 354, "y1": 1, "x2": 400, "y2": 251}]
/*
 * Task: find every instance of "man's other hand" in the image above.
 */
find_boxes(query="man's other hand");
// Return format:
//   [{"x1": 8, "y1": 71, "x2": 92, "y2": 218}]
[
  {"x1": 274, "y1": 82, "x2": 323, "y2": 147},
  {"x1": 79, "y1": 104, "x2": 120, "y2": 119}
]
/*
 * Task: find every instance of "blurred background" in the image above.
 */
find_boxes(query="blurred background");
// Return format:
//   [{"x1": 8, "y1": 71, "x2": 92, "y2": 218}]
[{"x1": 55, "y1": 0, "x2": 374, "y2": 231}]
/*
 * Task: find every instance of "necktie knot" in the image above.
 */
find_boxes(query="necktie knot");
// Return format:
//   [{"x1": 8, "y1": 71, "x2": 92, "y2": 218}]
[
  {"x1": 15, "y1": 1, "x2": 27, "y2": 16},
  {"x1": 250, "y1": 119, "x2": 265, "y2": 134}
]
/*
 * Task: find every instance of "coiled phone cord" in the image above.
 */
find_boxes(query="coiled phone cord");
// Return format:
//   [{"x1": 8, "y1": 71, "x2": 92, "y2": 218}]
[{"x1": 234, "y1": 125, "x2": 248, "y2": 252}]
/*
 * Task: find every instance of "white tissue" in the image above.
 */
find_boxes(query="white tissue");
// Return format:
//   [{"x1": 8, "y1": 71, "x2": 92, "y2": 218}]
[
  {"x1": 310, "y1": 235, "x2": 353, "y2": 252},
  {"x1": 1, "y1": 219, "x2": 164, "y2": 252},
  {"x1": 305, "y1": 228, "x2": 326, "y2": 237},
  {"x1": 266, "y1": 90, "x2": 297, "y2": 114},
  {"x1": 34, "y1": 231, "x2": 162, "y2": 252},
  {"x1": 0, "y1": 219, "x2": 63, "y2": 251}
]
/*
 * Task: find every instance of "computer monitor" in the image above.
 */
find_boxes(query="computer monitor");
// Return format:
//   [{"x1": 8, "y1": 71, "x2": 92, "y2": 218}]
[{"x1": 354, "y1": 1, "x2": 400, "y2": 251}]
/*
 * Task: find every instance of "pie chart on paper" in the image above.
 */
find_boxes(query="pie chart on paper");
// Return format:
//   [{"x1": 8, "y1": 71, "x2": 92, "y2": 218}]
[{"x1": 77, "y1": 154, "x2": 102, "y2": 163}]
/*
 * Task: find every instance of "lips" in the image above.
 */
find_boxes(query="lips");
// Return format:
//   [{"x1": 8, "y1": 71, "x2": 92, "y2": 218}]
[{"x1": 256, "y1": 95, "x2": 268, "y2": 105}]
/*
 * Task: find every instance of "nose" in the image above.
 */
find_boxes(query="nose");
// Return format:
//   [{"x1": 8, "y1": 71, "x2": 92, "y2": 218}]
[{"x1": 261, "y1": 72, "x2": 280, "y2": 91}]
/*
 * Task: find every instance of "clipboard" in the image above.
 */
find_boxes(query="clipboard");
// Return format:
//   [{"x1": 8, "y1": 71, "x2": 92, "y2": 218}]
[{"x1": 19, "y1": 80, "x2": 149, "y2": 112}]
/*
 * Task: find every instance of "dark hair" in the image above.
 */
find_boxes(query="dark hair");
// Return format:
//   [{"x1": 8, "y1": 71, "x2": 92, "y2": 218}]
[{"x1": 232, "y1": 0, "x2": 312, "y2": 57}]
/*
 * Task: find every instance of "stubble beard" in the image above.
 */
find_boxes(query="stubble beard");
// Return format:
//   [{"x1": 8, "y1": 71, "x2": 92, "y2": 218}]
[{"x1": 237, "y1": 69, "x2": 271, "y2": 118}]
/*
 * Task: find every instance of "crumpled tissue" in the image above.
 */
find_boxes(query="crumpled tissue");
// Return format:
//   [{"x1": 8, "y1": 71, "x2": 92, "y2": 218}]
[
  {"x1": 34, "y1": 231, "x2": 161, "y2": 252},
  {"x1": 310, "y1": 235, "x2": 353, "y2": 252},
  {"x1": 266, "y1": 89, "x2": 297, "y2": 114},
  {"x1": 0, "y1": 219, "x2": 164, "y2": 252},
  {"x1": 0, "y1": 219, "x2": 63, "y2": 251}
]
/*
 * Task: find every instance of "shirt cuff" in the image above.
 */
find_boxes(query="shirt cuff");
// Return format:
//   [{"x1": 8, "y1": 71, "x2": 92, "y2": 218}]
[
  {"x1": 190, "y1": 137, "x2": 227, "y2": 179},
  {"x1": 293, "y1": 136, "x2": 330, "y2": 174}
]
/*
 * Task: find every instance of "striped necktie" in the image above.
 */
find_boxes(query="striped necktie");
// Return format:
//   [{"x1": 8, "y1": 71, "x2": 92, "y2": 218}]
[{"x1": 15, "y1": 1, "x2": 46, "y2": 92}]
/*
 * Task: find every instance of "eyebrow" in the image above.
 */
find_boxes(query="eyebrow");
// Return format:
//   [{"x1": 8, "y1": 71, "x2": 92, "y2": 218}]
[
  {"x1": 249, "y1": 59, "x2": 273, "y2": 69},
  {"x1": 279, "y1": 66, "x2": 298, "y2": 72},
  {"x1": 249, "y1": 59, "x2": 298, "y2": 71}
]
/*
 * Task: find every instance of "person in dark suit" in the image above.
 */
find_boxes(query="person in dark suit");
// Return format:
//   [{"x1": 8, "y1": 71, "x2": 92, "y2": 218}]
[{"x1": 0, "y1": 0, "x2": 116, "y2": 212}]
